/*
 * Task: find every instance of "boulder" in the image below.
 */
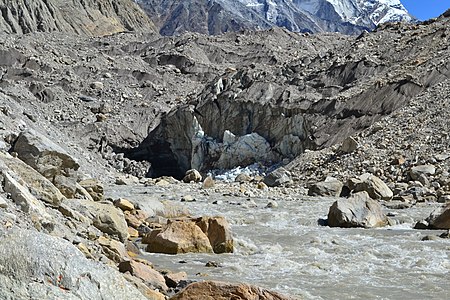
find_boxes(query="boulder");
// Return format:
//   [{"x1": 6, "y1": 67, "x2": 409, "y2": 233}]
[
  {"x1": 0, "y1": 229, "x2": 146, "y2": 299},
  {"x1": 340, "y1": 136, "x2": 358, "y2": 153},
  {"x1": 410, "y1": 165, "x2": 436, "y2": 181},
  {"x1": 169, "y1": 281, "x2": 295, "y2": 300},
  {"x1": 308, "y1": 177, "x2": 343, "y2": 197},
  {"x1": 195, "y1": 216, "x2": 234, "y2": 253},
  {"x1": 118, "y1": 260, "x2": 168, "y2": 291},
  {"x1": 202, "y1": 176, "x2": 215, "y2": 189},
  {"x1": 98, "y1": 236, "x2": 129, "y2": 263},
  {"x1": 2, "y1": 171, "x2": 54, "y2": 231},
  {"x1": 0, "y1": 195, "x2": 7, "y2": 208},
  {"x1": 0, "y1": 152, "x2": 64, "y2": 206},
  {"x1": 263, "y1": 167, "x2": 292, "y2": 187},
  {"x1": 417, "y1": 203, "x2": 450, "y2": 229},
  {"x1": 67, "y1": 199, "x2": 128, "y2": 242},
  {"x1": 353, "y1": 173, "x2": 393, "y2": 200},
  {"x1": 114, "y1": 198, "x2": 135, "y2": 211},
  {"x1": 327, "y1": 191, "x2": 388, "y2": 228},
  {"x1": 164, "y1": 272, "x2": 188, "y2": 288},
  {"x1": 12, "y1": 129, "x2": 79, "y2": 179},
  {"x1": 144, "y1": 219, "x2": 213, "y2": 254},
  {"x1": 183, "y1": 169, "x2": 202, "y2": 183}
]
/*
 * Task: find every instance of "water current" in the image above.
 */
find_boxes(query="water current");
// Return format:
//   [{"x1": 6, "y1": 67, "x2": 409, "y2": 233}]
[{"x1": 107, "y1": 184, "x2": 450, "y2": 300}]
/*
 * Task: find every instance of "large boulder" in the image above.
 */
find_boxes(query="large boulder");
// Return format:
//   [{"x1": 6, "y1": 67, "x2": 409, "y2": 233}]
[
  {"x1": 118, "y1": 260, "x2": 168, "y2": 291},
  {"x1": 409, "y1": 165, "x2": 436, "y2": 181},
  {"x1": 308, "y1": 177, "x2": 343, "y2": 197},
  {"x1": 12, "y1": 129, "x2": 79, "y2": 179},
  {"x1": 67, "y1": 199, "x2": 128, "y2": 242},
  {"x1": 195, "y1": 216, "x2": 234, "y2": 253},
  {"x1": 353, "y1": 173, "x2": 393, "y2": 201},
  {"x1": 416, "y1": 203, "x2": 450, "y2": 229},
  {"x1": 169, "y1": 281, "x2": 295, "y2": 300},
  {"x1": 144, "y1": 219, "x2": 213, "y2": 254},
  {"x1": 327, "y1": 191, "x2": 388, "y2": 228},
  {"x1": 2, "y1": 171, "x2": 54, "y2": 231},
  {"x1": 0, "y1": 229, "x2": 146, "y2": 300},
  {"x1": 0, "y1": 152, "x2": 64, "y2": 206},
  {"x1": 263, "y1": 167, "x2": 292, "y2": 187}
]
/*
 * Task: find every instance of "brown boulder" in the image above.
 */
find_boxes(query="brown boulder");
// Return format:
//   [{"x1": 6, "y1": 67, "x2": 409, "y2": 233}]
[
  {"x1": 144, "y1": 220, "x2": 213, "y2": 254},
  {"x1": 169, "y1": 281, "x2": 296, "y2": 300},
  {"x1": 183, "y1": 169, "x2": 202, "y2": 183},
  {"x1": 417, "y1": 203, "x2": 450, "y2": 229},
  {"x1": 195, "y1": 216, "x2": 234, "y2": 253},
  {"x1": 118, "y1": 260, "x2": 168, "y2": 291}
]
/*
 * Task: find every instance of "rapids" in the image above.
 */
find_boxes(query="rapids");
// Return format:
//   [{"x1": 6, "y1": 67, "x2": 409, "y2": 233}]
[{"x1": 107, "y1": 183, "x2": 449, "y2": 300}]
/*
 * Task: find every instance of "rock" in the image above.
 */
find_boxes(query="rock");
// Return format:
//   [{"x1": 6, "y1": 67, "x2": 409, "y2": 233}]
[
  {"x1": 0, "y1": 152, "x2": 65, "y2": 206},
  {"x1": 439, "y1": 229, "x2": 450, "y2": 238},
  {"x1": 118, "y1": 260, "x2": 168, "y2": 291},
  {"x1": 195, "y1": 216, "x2": 234, "y2": 253},
  {"x1": 263, "y1": 167, "x2": 292, "y2": 187},
  {"x1": 183, "y1": 169, "x2": 202, "y2": 183},
  {"x1": 67, "y1": 199, "x2": 128, "y2": 242},
  {"x1": 98, "y1": 236, "x2": 130, "y2": 263},
  {"x1": 353, "y1": 173, "x2": 393, "y2": 201},
  {"x1": 53, "y1": 175, "x2": 77, "y2": 198},
  {"x1": 266, "y1": 200, "x2": 278, "y2": 208},
  {"x1": 79, "y1": 178, "x2": 104, "y2": 201},
  {"x1": 202, "y1": 176, "x2": 215, "y2": 189},
  {"x1": 122, "y1": 273, "x2": 167, "y2": 300},
  {"x1": 12, "y1": 129, "x2": 79, "y2": 179},
  {"x1": 340, "y1": 136, "x2": 358, "y2": 153},
  {"x1": 169, "y1": 280, "x2": 295, "y2": 300},
  {"x1": 410, "y1": 165, "x2": 436, "y2": 181},
  {"x1": 308, "y1": 177, "x2": 343, "y2": 197},
  {"x1": 144, "y1": 219, "x2": 213, "y2": 254},
  {"x1": 235, "y1": 173, "x2": 253, "y2": 183},
  {"x1": 181, "y1": 195, "x2": 195, "y2": 202},
  {"x1": 116, "y1": 175, "x2": 140, "y2": 185},
  {"x1": 2, "y1": 171, "x2": 54, "y2": 231},
  {"x1": 90, "y1": 81, "x2": 104, "y2": 90},
  {"x1": 418, "y1": 203, "x2": 450, "y2": 229},
  {"x1": 0, "y1": 195, "x2": 8, "y2": 208},
  {"x1": 257, "y1": 182, "x2": 268, "y2": 190},
  {"x1": 0, "y1": 229, "x2": 146, "y2": 299},
  {"x1": 114, "y1": 198, "x2": 135, "y2": 211},
  {"x1": 164, "y1": 272, "x2": 188, "y2": 288},
  {"x1": 327, "y1": 191, "x2": 388, "y2": 228}
]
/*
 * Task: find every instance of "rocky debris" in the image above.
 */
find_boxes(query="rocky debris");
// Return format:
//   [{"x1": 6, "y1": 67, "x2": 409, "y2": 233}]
[
  {"x1": 0, "y1": 229, "x2": 147, "y2": 299},
  {"x1": 118, "y1": 260, "x2": 168, "y2": 292},
  {"x1": 415, "y1": 203, "x2": 450, "y2": 230},
  {"x1": 169, "y1": 280, "x2": 295, "y2": 300},
  {"x1": 79, "y1": 179, "x2": 104, "y2": 202},
  {"x1": 327, "y1": 191, "x2": 388, "y2": 228},
  {"x1": 144, "y1": 219, "x2": 213, "y2": 254},
  {"x1": 308, "y1": 177, "x2": 343, "y2": 197},
  {"x1": 194, "y1": 216, "x2": 234, "y2": 254},
  {"x1": 98, "y1": 236, "x2": 129, "y2": 263},
  {"x1": 182, "y1": 169, "x2": 202, "y2": 183},
  {"x1": 114, "y1": 198, "x2": 135, "y2": 211},
  {"x1": 0, "y1": 0, "x2": 155, "y2": 36},
  {"x1": 0, "y1": 195, "x2": 7, "y2": 208},
  {"x1": 351, "y1": 174, "x2": 393, "y2": 201},
  {"x1": 164, "y1": 272, "x2": 188, "y2": 289},
  {"x1": 263, "y1": 168, "x2": 292, "y2": 187}
]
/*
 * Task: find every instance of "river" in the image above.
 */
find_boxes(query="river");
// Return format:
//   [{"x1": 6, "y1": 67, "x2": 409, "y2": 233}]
[{"x1": 107, "y1": 183, "x2": 450, "y2": 300}]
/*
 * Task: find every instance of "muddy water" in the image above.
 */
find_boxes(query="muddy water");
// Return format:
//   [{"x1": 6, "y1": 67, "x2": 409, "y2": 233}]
[{"x1": 107, "y1": 184, "x2": 450, "y2": 300}]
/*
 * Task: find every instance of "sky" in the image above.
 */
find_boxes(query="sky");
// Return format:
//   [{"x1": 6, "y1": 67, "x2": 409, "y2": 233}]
[{"x1": 400, "y1": 0, "x2": 450, "y2": 20}]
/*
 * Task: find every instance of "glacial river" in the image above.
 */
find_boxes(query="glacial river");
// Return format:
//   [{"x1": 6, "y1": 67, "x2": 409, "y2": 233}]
[{"x1": 107, "y1": 183, "x2": 450, "y2": 300}]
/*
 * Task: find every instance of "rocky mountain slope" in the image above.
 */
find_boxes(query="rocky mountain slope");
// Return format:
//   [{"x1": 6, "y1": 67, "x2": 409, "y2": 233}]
[
  {"x1": 0, "y1": 0, "x2": 155, "y2": 36},
  {"x1": 136, "y1": 0, "x2": 414, "y2": 35}
]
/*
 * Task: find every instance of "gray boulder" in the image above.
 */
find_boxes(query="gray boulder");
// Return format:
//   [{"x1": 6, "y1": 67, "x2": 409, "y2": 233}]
[
  {"x1": 308, "y1": 177, "x2": 343, "y2": 197},
  {"x1": 13, "y1": 129, "x2": 79, "y2": 179},
  {"x1": 327, "y1": 191, "x2": 388, "y2": 228},
  {"x1": 409, "y1": 165, "x2": 436, "y2": 181},
  {"x1": 0, "y1": 229, "x2": 146, "y2": 300},
  {"x1": 353, "y1": 173, "x2": 393, "y2": 201},
  {"x1": 263, "y1": 167, "x2": 292, "y2": 187}
]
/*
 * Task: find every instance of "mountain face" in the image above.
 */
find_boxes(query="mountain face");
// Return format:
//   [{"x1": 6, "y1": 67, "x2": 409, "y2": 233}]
[
  {"x1": 0, "y1": 0, "x2": 156, "y2": 36},
  {"x1": 136, "y1": 0, "x2": 414, "y2": 35}
]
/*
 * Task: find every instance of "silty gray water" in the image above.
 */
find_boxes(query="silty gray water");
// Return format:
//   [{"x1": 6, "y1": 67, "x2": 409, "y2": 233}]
[{"x1": 107, "y1": 184, "x2": 450, "y2": 300}]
